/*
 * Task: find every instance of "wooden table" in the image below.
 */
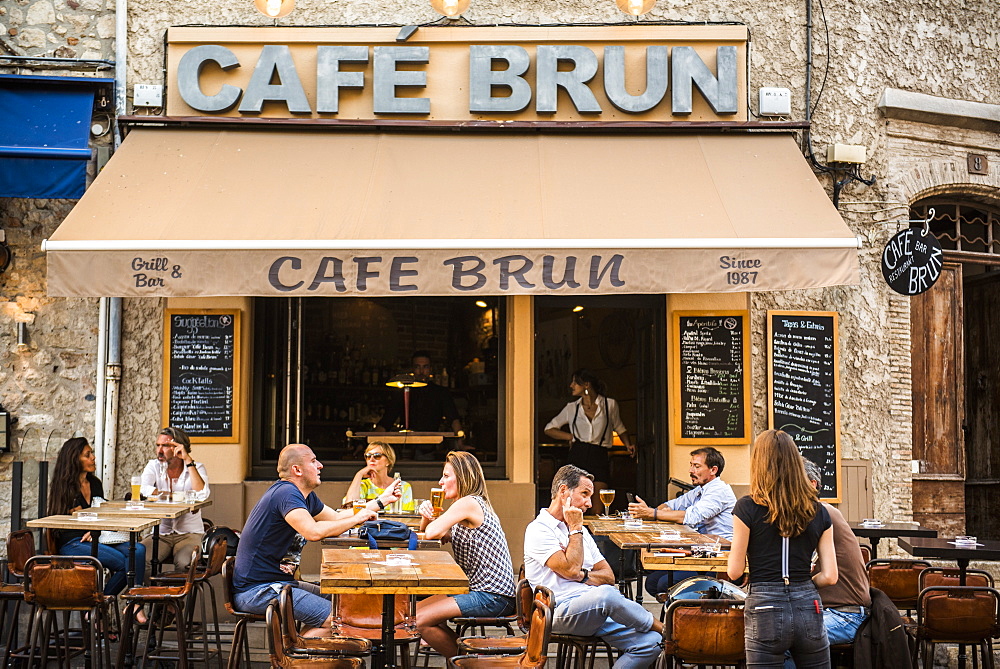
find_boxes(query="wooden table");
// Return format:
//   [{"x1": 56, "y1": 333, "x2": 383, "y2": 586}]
[
  {"x1": 72, "y1": 502, "x2": 211, "y2": 575},
  {"x1": 607, "y1": 529, "x2": 731, "y2": 602},
  {"x1": 849, "y1": 521, "x2": 937, "y2": 559},
  {"x1": 322, "y1": 534, "x2": 442, "y2": 550},
  {"x1": 320, "y1": 548, "x2": 468, "y2": 669},
  {"x1": 27, "y1": 514, "x2": 159, "y2": 588}
]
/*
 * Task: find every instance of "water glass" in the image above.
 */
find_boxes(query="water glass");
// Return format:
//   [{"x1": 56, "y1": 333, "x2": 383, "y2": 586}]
[
  {"x1": 125, "y1": 500, "x2": 144, "y2": 510},
  {"x1": 955, "y1": 535, "x2": 978, "y2": 546},
  {"x1": 860, "y1": 518, "x2": 882, "y2": 528},
  {"x1": 77, "y1": 511, "x2": 98, "y2": 521}
]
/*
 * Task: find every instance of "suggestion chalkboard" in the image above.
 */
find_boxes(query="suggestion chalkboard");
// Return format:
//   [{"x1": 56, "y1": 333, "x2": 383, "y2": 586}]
[
  {"x1": 671, "y1": 312, "x2": 751, "y2": 444},
  {"x1": 163, "y1": 309, "x2": 241, "y2": 442},
  {"x1": 768, "y1": 311, "x2": 840, "y2": 501}
]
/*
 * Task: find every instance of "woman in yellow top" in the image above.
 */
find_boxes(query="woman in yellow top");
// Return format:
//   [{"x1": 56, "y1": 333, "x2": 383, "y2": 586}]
[{"x1": 344, "y1": 441, "x2": 414, "y2": 511}]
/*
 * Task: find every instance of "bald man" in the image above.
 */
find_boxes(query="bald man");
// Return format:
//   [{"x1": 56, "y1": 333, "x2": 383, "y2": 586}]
[{"x1": 233, "y1": 444, "x2": 402, "y2": 633}]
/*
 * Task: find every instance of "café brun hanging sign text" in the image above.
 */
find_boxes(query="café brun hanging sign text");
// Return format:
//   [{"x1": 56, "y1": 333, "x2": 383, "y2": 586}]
[{"x1": 166, "y1": 25, "x2": 748, "y2": 122}]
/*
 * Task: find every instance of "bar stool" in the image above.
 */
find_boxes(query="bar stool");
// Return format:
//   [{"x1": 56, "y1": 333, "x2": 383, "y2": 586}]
[
  {"x1": 152, "y1": 534, "x2": 229, "y2": 667},
  {"x1": 265, "y1": 600, "x2": 365, "y2": 669},
  {"x1": 448, "y1": 598, "x2": 552, "y2": 669},
  {"x1": 660, "y1": 598, "x2": 745, "y2": 668},
  {"x1": 911, "y1": 585, "x2": 1000, "y2": 669},
  {"x1": 223, "y1": 555, "x2": 264, "y2": 669},
  {"x1": 117, "y1": 548, "x2": 200, "y2": 669},
  {"x1": 1, "y1": 529, "x2": 36, "y2": 667},
  {"x1": 536, "y1": 585, "x2": 618, "y2": 669},
  {"x1": 278, "y1": 584, "x2": 371, "y2": 658},
  {"x1": 456, "y1": 579, "x2": 534, "y2": 656},
  {"x1": 23, "y1": 555, "x2": 113, "y2": 669},
  {"x1": 334, "y1": 593, "x2": 420, "y2": 668}
]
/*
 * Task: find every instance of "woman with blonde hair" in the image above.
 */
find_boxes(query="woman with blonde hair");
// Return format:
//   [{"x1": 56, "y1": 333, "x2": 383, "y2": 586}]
[
  {"x1": 727, "y1": 430, "x2": 838, "y2": 668},
  {"x1": 415, "y1": 451, "x2": 516, "y2": 658},
  {"x1": 344, "y1": 441, "x2": 414, "y2": 511}
]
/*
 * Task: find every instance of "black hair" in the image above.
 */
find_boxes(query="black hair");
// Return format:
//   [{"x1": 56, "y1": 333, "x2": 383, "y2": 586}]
[
  {"x1": 690, "y1": 447, "x2": 726, "y2": 476},
  {"x1": 571, "y1": 369, "x2": 606, "y2": 397},
  {"x1": 49, "y1": 437, "x2": 92, "y2": 516}
]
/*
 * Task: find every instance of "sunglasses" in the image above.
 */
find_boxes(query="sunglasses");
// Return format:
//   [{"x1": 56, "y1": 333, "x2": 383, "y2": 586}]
[{"x1": 366, "y1": 453, "x2": 386, "y2": 460}]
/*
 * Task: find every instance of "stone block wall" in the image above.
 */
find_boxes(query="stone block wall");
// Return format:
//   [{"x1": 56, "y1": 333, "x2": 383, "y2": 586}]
[{"x1": 0, "y1": 0, "x2": 114, "y2": 59}]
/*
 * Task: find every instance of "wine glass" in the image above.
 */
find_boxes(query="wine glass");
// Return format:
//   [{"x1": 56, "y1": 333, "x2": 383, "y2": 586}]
[{"x1": 599, "y1": 489, "x2": 615, "y2": 518}]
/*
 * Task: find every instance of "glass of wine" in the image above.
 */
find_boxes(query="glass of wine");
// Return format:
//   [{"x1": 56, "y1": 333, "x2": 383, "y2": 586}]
[{"x1": 599, "y1": 489, "x2": 615, "y2": 518}]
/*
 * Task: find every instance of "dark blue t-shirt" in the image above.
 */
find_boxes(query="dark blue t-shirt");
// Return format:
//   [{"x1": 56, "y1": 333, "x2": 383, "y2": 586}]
[{"x1": 233, "y1": 480, "x2": 325, "y2": 592}]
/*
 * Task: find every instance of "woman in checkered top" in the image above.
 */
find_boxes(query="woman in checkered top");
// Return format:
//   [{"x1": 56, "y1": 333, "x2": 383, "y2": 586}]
[{"x1": 415, "y1": 450, "x2": 517, "y2": 658}]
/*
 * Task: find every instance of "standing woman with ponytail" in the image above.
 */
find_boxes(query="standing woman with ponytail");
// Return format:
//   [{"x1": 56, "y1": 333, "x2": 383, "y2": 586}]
[
  {"x1": 727, "y1": 430, "x2": 838, "y2": 668},
  {"x1": 544, "y1": 369, "x2": 635, "y2": 494}
]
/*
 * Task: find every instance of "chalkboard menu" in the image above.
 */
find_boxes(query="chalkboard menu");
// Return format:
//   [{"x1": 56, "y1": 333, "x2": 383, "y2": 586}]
[
  {"x1": 163, "y1": 309, "x2": 241, "y2": 442},
  {"x1": 768, "y1": 310, "x2": 840, "y2": 501},
  {"x1": 671, "y1": 312, "x2": 751, "y2": 445}
]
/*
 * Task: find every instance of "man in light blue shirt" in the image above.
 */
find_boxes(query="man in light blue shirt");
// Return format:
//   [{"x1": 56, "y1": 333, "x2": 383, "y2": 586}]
[{"x1": 628, "y1": 447, "x2": 736, "y2": 596}]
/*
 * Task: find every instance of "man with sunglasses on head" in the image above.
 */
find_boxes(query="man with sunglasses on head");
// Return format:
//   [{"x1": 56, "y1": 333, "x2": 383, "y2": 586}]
[{"x1": 139, "y1": 426, "x2": 209, "y2": 571}]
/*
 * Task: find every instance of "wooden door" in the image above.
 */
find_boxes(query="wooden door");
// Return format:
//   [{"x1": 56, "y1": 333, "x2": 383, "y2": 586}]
[
  {"x1": 964, "y1": 270, "x2": 1000, "y2": 539},
  {"x1": 910, "y1": 262, "x2": 965, "y2": 536}
]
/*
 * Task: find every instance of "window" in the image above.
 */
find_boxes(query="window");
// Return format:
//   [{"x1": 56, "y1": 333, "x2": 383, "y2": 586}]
[{"x1": 252, "y1": 297, "x2": 505, "y2": 479}]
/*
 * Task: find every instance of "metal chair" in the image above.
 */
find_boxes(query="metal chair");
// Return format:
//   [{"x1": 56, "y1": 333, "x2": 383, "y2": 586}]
[
  {"x1": 223, "y1": 554, "x2": 265, "y2": 669},
  {"x1": 910, "y1": 585, "x2": 1000, "y2": 669},
  {"x1": 457, "y1": 578, "x2": 534, "y2": 656},
  {"x1": 117, "y1": 548, "x2": 201, "y2": 669},
  {"x1": 278, "y1": 583, "x2": 371, "y2": 658},
  {"x1": 535, "y1": 584, "x2": 617, "y2": 669},
  {"x1": 918, "y1": 566, "x2": 994, "y2": 589},
  {"x1": 265, "y1": 599, "x2": 365, "y2": 669},
  {"x1": 1, "y1": 529, "x2": 36, "y2": 668},
  {"x1": 333, "y1": 592, "x2": 420, "y2": 668},
  {"x1": 659, "y1": 598, "x2": 745, "y2": 669},
  {"x1": 23, "y1": 555, "x2": 113, "y2": 669},
  {"x1": 448, "y1": 598, "x2": 553, "y2": 669}
]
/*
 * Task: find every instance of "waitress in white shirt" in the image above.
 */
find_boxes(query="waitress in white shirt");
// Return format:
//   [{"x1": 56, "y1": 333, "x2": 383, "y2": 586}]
[{"x1": 544, "y1": 369, "x2": 635, "y2": 494}]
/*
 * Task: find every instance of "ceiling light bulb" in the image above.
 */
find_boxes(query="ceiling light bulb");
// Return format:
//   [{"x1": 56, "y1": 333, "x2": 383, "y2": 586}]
[
  {"x1": 475, "y1": 300, "x2": 488, "y2": 308},
  {"x1": 430, "y1": 0, "x2": 470, "y2": 17},
  {"x1": 573, "y1": 306, "x2": 585, "y2": 313},
  {"x1": 255, "y1": 0, "x2": 294, "y2": 17},
  {"x1": 443, "y1": 0, "x2": 459, "y2": 14},
  {"x1": 266, "y1": 0, "x2": 282, "y2": 16},
  {"x1": 616, "y1": 0, "x2": 655, "y2": 15}
]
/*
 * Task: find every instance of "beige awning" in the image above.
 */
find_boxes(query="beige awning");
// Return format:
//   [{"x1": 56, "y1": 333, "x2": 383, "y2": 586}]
[{"x1": 45, "y1": 127, "x2": 859, "y2": 297}]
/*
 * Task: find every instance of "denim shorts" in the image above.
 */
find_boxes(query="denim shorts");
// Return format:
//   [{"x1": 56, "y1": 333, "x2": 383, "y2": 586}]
[{"x1": 452, "y1": 590, "x2": 515, "y2": 617}]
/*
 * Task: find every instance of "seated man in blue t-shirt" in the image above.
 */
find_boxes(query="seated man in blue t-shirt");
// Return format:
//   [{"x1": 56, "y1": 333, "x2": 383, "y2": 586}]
[{"x1": 234, "y1": 443, "x2": 402, "y2": 634}]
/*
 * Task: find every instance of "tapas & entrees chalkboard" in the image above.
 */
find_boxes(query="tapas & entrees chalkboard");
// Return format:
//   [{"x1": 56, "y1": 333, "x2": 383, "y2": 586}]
[{"x1": 767, "y1": 310, "x2": 840, "y2": 502}]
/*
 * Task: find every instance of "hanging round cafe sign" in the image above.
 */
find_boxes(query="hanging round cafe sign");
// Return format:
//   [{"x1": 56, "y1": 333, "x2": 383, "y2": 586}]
[{"x1": 881, "y1": 223, "x2": 944, "y2": 296}]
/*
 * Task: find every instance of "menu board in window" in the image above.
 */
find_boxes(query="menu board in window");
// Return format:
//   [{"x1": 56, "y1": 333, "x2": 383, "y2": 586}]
[
  {"x1": 162, "y1": 309, "x2": 241, "y2": 443},
  {"x1": 768, "y1": 310, "x2": 840, "y2": 501},
  {"x1": 671, "y1": 311, "x2": 751, "y2": 445}
]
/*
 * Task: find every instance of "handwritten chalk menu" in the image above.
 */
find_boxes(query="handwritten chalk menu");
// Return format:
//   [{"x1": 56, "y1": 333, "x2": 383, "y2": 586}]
[
  {"x1": 163, "y1": 309, "x2": 241, "y2": 442},
  {"x1": 768, "y1": 311, "x2": 840, "y2": 501},
  {"x1": 671, "y1": 312, "x2": 751, "y2": 445}
]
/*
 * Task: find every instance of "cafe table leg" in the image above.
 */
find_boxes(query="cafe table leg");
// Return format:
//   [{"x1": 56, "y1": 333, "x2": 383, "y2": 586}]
[
  {"x1": 127, "y1": 531, "x2": 137, "y2": 589},
  {"x1": 91, "y1": 530, "x2": 101, "y2": 559},
  {"x1": 869, "y1": 537, "x2": 880, "y2": 560},
  {"x1": 634, "y1": 552, "x2": 644, "y2": 604},
  {"x1": 375, "y1": 593, "x2": 395, "y2": 669},
  {"x1": 150, "y1": 525, "x2": 161, "y2": 577}
]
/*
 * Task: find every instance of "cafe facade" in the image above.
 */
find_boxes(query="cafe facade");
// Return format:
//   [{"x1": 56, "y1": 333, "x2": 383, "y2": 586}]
[{"x1": 2, "y1": 0, "x2": 999, "y2": 565}]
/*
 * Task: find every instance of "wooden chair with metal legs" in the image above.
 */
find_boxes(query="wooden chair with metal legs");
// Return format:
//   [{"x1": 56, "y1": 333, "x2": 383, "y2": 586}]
[
  {"x1": 265, "y1": 599, "x2": 365, "y2": 669},
  {"x1": 659, "y1": 598, "x2": 745, "y2": 669},
  {"x1": 457, "y1": 578, "x2": 536, "y2": 656},
  {"x1": 910, "y1": 585, "x2": 1000, "y2": 669},
  {"x1": 23, "y1": 555, "x2": 114, "y2": 669},
  {"x1": 152, "y1": 534, "x2": 229, "y2": 668},
  {"x1": 223, "y1": 555, "x2": 265, "y2": 669},
  {"x1": 1, "y1": 529, "x2": 36, "y2": 668},
  {"x1": 866, "y1": 559, "x2": 932, "y2": 614},
  {"x1": 117, "y1": 548, "x2": 201, "y2": 669},
  {"x1": 448, "y1": 598, "x2": 552, "y2": 669},
  {"x1": 918, "y1": 566, "x2": 994, "y2": 589},
  {"x1": 534, "y1": 584, "x2": 617, "y2": 669},
  {"x1": 334, "y1": 592, "x2": 421, "y2": 668},
  {"x1": 277, "y1": 584, "x2": 372, "y2": 658}
]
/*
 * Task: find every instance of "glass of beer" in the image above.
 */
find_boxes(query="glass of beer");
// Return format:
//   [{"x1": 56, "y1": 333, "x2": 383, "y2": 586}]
[
  {"x1": 131, "y1": 476, "x2": 142, "y2": 502},
  {"x1": 353, "y1": 500, "x2": 367, "y2": 515},
  {"x1": 430, "y1": 488, "x2": 445, "y2": 517},
  {"x1": 599, "y1": 489, "x2": 615, "y2": 518}
]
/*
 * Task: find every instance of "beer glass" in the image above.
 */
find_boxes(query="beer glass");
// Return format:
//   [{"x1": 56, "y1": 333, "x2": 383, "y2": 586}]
[
  {"x1": 430, "y1": 488, "x2": 445, "y2": 517},
  {"x1": 599, "y1": 489, "x2": 615, "y2": 518},
  {"x1": 131, "y1": 475, "x2": 142, "y2": 502},
  {"x1": 353, "y1": 500, "x2": 367, "y2": 515}
]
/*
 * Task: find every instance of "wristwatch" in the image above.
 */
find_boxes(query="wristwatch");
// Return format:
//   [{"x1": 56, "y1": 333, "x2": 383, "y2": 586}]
[
  {"x1": 579, "y1": 568, "x2": 590, "y2": 583},
  {"x1": 568, "y1": 529, "x2": 584, "y2": 537},
  {"x1": 376, "y1": 499, "x2": 386, "y2": 510},
  {"x1": 186, "y1": 462, "x2": 197, "y2": 468}
]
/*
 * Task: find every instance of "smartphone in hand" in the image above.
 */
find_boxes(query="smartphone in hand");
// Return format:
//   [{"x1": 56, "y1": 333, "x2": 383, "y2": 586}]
[{"x1": 626, "y1": 492, "x2": 636, "y2": 504}]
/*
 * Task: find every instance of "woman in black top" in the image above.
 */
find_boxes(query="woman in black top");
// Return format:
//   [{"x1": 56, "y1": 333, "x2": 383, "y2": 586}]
[
  {"x1": 49, "y1": 437, "x2": 147, "y2": 596},
  {"x1": 727, "y1": 430, "x2": 838, "y2": 668}
]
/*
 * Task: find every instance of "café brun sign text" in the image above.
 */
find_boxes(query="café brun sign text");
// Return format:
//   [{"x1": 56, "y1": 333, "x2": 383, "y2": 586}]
[{"x1": 166, "y1": 25, "x2": 749, "y2": 123}]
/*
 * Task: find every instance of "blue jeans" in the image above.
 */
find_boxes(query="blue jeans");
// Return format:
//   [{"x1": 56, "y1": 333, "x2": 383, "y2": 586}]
[
  {"x1": 644, "y1": 571, "x2": 698, "y2": 597},
  {"x1": 553, "y1": 584, "x2": 661, "y2": 669},
  {"x1": 453, "y1": 591, "x2": 515, "y2": 617},
  {"x1": 745, "y1": 581, "x2": 829, "y2": 668},
  {"x1": 235, "y1": 581, "x2": 331, "y2": 628},
  {"x1": 59, "y1": 539, "x2": 146, "y2": 595},
  {"x1": 823, "y1": 608, "x2": 866, "y2": 645}
]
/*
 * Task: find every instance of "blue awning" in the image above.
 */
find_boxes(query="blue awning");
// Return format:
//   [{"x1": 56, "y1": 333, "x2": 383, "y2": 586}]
[{"x1": 0, "y1": 74, "x2": 114, "y2": 199}]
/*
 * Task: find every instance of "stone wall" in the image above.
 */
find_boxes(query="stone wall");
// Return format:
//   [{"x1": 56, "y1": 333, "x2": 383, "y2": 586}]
[
  {"x1": 0, "y1": 0, "x2": 114, "y2": 59},
  {"x1": 0, "y1": 198, "x2": 99, "y2": 549}
]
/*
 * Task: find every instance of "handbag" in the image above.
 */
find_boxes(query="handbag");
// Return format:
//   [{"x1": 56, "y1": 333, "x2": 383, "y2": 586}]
[
  {"x1": 358, "y1": 519, "x2": 418, "y2": 550},
  {"x1": 97, "y1": 530, "x2": 130, "y2": 545}
]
